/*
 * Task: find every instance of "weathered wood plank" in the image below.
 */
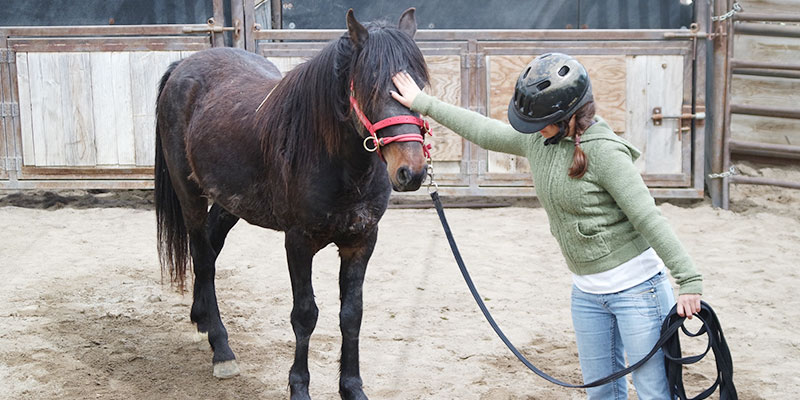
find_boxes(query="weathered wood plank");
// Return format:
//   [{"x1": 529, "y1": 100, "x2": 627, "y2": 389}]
[
  {"x1": 0, "y1": 49, "x2": 7, "y2": 174},
  {"x1": 644, "y1": 55, "x2": 683, "y2": 175},
  {"x1": 90, "y1": 52, "x2": 117, "y2": 165},
  {"x1": 424, "y1": 55, "x2": 462, "y2": 161},
  {"x1": 738, "y1": 0, "x2": 800, "y2": 14},
  {"x1": 27, "y1": 53, "x2": 47, "y2": 166},
  {"x1": 63, "y1": 52, "x2": 97, "y2": 166},
  {"x1": 15, "y1": 52, "x2": 35, "y2": 166},
  {"x1": 111, "y1": 52, "x2": 135, "y2": 165},
  {"x1": 730, "y1": 74, "x2": 800, "y2": 145},
  {"x1": 731, "y1": 114, "x2": 800, "y2": 146},
  {"x1": 486, "y1": 55, "x2": 530, "y2": 174},
  {"x1": 733, "y1": 35, "x2": 800, "y2": 64},
  {"x1": 130, "y1": 51, "x2": 182, "y2": 167},
  {"x1": 39, "y1": 53, "x2": 67, "y2": 166},
  {"x1": 623, "y1": 55, "x2": 649, "y2": 173},
  {"x1": 130, "y1": 52, "x2": 154, "y2": 167}
]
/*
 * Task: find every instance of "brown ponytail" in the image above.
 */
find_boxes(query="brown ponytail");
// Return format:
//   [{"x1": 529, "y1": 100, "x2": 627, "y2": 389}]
[{"x1": 567, "y1": 100, "x2": 596, "y2": 179}]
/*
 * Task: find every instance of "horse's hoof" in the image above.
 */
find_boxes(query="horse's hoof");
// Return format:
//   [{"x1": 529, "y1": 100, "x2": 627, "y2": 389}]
[{"x1": 213, "y1": 360, "x2": 240, "y2": 379}]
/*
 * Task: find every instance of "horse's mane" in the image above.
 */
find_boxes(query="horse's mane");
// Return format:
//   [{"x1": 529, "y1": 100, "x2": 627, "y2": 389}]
[{"x1": 257, "y1": 20, "x2": 429, "y2": 170}]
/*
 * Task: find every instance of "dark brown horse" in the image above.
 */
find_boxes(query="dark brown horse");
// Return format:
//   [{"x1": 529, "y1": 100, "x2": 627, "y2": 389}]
[{"x1": 154, "y1": 8, "x2": 429, "y2": 400}]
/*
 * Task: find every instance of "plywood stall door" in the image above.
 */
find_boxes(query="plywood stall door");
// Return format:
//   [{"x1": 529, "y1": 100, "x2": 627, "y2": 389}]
[{"x1": 486, "y1": 54, "x2": 627, "y2": 177}]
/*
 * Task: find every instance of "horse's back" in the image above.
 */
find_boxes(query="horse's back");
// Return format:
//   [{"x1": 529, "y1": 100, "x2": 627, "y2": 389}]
[
  {"x1": 174, "y1": 47, "x2": 281, "y2": 86},
  {"x1": 157, "y1": 47, "x2": 283, "y2": 224}
]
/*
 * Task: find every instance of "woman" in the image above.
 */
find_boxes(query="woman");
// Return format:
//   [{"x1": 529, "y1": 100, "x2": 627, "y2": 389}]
[{"x1": 391, "y1": 53, "x2": 702, "y2": 399}]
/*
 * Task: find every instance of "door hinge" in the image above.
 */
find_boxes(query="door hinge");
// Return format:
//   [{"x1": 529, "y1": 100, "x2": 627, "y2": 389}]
[{"x1": 0, "y1": 103, "x2": 19, "y2": 118}]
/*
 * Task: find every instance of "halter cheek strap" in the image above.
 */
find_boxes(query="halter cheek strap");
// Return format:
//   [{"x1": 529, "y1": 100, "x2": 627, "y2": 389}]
[{"x1": 349, "y1": 82, "x2": 432, "y2": 160}]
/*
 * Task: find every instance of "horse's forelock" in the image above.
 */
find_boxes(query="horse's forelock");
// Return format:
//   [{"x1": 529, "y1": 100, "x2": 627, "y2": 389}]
[{"x1": 349, "y1": 24, "x2": 429, "y2": 118}]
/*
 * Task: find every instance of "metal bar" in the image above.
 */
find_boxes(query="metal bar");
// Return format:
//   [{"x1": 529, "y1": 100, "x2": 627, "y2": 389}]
[
  {"x1": 271, "y1": 0, "x2": 282, "y2": 30},
  {"x1": 730, "y1": 60, "x2": 800, "y2": 71},
  {"x1": 734, "y1": 22, "x2": 800, "y2": 38},
  {"x1": 212, "y1": 0, "x2": 226, "y2": 47},
  {"x1": 728, "y1": 139, "x2": 800, "y2": 160},
  {"x1": 729, "y1": 104, "x2": 800, "y2": 120},
  {"x1": 710, "y1": 0, "x2": 731, "y2": 208},
  {"x1": 230, "y1": 0, "x2": 245, "y2": 48},
  {"x1": 244, "y1": 0, "x2": 256, "y2": 51},
  {"x1": 0, "y1": 31, "x2": 9, "y2": 180},
  {"x1": 0, "y1": 24, "x2": 211, "y2": 37},
  {"x1": 731, "y1": 175, "x2": 800, "y2": 190},
  {"x1": 735, "y1": 12, "x2": 800, "y2": 23},
  {"x1": 662, "y1": 31, "x2": 710, "y2": 39},
  {"x1": 252, "y1": 29, "x2": 691, "y2": 42},
  {"x1": 694, "y1": 0, "x2": 709, "y2": 199},
  {"x1": 721, "y1": 0, "x2": 735, "y2": 209},
  {"x1": 733, "y1": 68, "x2": 800, "y2": 79}
]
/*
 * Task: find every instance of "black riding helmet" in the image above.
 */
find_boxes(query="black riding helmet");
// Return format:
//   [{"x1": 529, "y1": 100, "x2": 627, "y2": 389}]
[{"x1": 507, "y1": 53, "x2": 593, "y2": 135}]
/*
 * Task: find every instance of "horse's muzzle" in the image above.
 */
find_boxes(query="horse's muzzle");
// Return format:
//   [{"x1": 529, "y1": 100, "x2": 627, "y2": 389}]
[{"x1": 393, "y1": 165, "x2": 427, "y2": 192}]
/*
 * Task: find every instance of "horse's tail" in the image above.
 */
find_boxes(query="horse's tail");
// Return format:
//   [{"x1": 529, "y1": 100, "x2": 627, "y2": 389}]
[{"x1": 155, "y1": 60, "x2": 190, "y2": 292}]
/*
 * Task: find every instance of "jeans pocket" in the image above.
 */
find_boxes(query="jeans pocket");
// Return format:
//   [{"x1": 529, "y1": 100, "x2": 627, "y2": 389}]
[{"x1": 621, "y1": 285, "x2": 661, "y2": 318}]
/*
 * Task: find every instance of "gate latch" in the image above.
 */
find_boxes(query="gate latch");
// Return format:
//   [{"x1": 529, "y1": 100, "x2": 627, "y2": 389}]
[{"x1": 652, "y1": 105, "x2": 706, "y2": 135}]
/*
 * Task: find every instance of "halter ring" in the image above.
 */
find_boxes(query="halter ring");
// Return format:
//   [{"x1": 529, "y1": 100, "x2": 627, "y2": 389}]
[{"x1": 363, "y1": 136, "x2": 379, "y2": 152}]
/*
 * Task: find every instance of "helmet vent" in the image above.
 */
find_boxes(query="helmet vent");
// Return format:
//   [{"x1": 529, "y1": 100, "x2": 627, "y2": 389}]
[
  {"x1": 558, "y1": 66, "x2": 570, "y2": 76},
  {"x1": 536, "y1": 80, "x2": 551, "y2": 91},
  {"x1": 523, "y1": 67, "x2": 531, "y2": 79}
]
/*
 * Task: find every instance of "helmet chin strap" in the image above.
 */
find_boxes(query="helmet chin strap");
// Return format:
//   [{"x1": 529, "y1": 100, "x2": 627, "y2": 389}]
[{"x1": 544, "y1": 120, "x2": 569, "y2": 146}]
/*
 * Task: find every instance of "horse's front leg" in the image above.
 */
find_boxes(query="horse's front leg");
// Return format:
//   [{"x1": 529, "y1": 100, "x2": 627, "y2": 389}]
[
  {"x1": 336, "y1": 229, "x2": 377, "y2": 400},
  {"x1": 285, "y1": 230, "x2": 320, "y2": 400}
]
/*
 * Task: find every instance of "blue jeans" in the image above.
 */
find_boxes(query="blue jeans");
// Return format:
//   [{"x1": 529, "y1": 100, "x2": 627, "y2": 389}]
[{"x1": 571, "y1": 270, "x2": 675, "y2": 400}]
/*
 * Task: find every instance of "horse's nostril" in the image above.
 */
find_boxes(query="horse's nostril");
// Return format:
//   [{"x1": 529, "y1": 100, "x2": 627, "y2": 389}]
[{"x1": 397, "y1": 167, "x2": 412, "y2": 186}]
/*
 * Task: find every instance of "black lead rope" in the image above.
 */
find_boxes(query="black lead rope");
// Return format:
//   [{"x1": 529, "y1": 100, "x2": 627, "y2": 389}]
[{"x1": 430, "y1": 191, "x2": 737, "y2": 398}]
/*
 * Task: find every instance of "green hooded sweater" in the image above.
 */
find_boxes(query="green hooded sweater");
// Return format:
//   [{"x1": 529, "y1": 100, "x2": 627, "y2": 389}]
[{"x1": 412, "y1": 92, "x2": 702, "y2": 295}]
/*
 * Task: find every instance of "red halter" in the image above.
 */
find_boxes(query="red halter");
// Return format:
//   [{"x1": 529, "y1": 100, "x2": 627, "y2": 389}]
[{"x1": 349, "y1": 82, "x2": 432, "y2": 160}]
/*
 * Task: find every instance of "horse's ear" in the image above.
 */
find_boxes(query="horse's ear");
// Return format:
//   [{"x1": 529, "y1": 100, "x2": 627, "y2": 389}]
[
  {"x1": 346, "y1": 9, "x2": 369, "y2": 49},
  {"x1": 398, "y1": 7, "x2": 417, "y2": 38}
]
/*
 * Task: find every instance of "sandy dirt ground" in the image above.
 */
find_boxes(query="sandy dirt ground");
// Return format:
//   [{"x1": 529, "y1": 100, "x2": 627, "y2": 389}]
[{"x1": 1, "y1": 161, "x2": 799, "y2": 400}]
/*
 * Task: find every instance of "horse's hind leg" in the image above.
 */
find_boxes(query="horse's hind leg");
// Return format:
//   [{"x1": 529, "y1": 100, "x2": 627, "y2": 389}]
[
  {"x1": 285, "y1": 229, "x2": 320, "y2": 400},
  {"x1": 206, "y1": 203, "x2": 240, "y2": 254},
  {"x1": 188, "y1": 219, "x2": 241, "y2": 378},
  {"x1": 189, "y1": 202, "x2": 240, "y2": 378},
  {"x1": 336, "y1": 229, "x2": 377, "y2": 400}
]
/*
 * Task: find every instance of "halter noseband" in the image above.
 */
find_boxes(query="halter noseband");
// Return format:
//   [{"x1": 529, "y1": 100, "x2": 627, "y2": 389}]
[{"x1": 349, "y1": 82, "x2": 432, "y2": 160}]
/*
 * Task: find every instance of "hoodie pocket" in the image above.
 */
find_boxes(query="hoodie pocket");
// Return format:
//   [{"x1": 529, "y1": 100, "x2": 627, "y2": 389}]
[{"x1": 565, "y1": 221, "x2": 611, "y2": 263}]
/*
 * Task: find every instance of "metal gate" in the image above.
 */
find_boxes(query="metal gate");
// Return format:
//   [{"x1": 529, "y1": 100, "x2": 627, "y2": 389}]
[{"x1": 706, "y1": 0, "x2": 800, "y2": 208}]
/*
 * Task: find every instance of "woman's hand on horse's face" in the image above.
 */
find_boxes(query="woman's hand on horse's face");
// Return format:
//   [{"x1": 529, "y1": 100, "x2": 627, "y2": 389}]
[
  {"x1": 391, "y1": 71, "x2": 421, "y2": 109},
  {"x1": 677, "y1": 293, "x2": 702, "y2": 319}
]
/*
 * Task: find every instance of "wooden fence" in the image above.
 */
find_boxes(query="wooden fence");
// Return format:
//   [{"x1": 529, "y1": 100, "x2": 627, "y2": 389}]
[{"x1": 0, "y1": 1, "x2": 717, "y2": 200}]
